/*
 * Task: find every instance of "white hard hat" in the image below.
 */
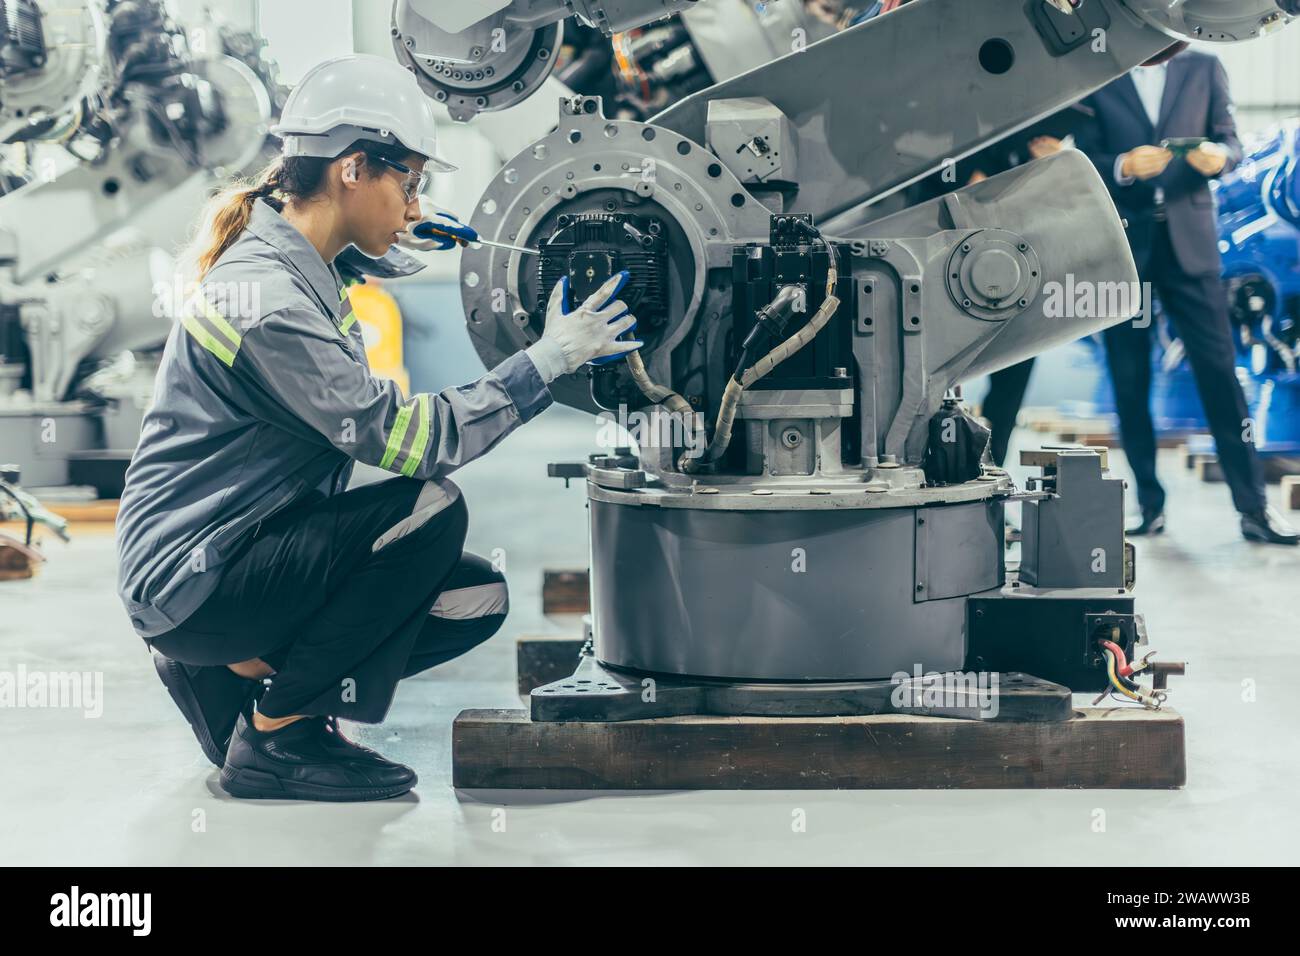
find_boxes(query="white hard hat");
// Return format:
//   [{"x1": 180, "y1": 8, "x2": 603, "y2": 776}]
[{"x1": 271, "y1": 54, "x2": 457, "y2": 172}]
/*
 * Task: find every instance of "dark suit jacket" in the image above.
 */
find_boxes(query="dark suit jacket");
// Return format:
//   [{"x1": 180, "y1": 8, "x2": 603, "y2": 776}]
[{"x1": 1076, "y1": 51, "x2": 1242, "y2": 277}]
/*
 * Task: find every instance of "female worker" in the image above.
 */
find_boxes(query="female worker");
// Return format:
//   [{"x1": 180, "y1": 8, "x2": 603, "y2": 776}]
[{"x1": 115, "y1": 54, "x2": 640, "y2": 802}]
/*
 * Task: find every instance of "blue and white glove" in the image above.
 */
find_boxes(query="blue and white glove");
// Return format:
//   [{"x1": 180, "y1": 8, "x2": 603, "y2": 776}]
[
  {"x1": 525, "y1": 271, "x2": 642, "y2": 383},
  {"x1": 399, "y1": 199, "x2": 479, "y2": 251}
]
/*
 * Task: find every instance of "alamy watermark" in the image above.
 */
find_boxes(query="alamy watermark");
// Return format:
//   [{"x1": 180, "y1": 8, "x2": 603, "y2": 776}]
[
  {"x1": 153, "y1": 275, "x2": 264, "y2": 331},
  {"x1": 49, "y1": 886, "x2": 150, "y2": 935},
  {"x1": 0, "y1": 665, "x2": 103, "y2": 718},
  {"x1": 1042, "y1": 273, "x2": 1154, "y2": 328},
  {"x1": 595, "y1": 403, "x2": 707, "y2": 459},
  {"x1": 891, "y1": 665, "x2": 1000, "y2": 719}
]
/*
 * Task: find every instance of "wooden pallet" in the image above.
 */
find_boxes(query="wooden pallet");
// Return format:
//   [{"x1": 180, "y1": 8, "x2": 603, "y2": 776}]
[
  {"x1": 517, "y1": 635, "x2": 586, "y2": 697},
  {"x1": 0, "y1": 498, "x2": 120, "y2": 532},
  {"x1": 1182, "y1": 448, "x2": 1300, "y2": 485},
  {"x1": 0, "y1": 534, "x2": 44, "y2": 580},
  {"x1": 48, "y1": 499, "x2": 121, "y2": 522},
  {"x1": 1018, "y1": 407, "x2": 1199, "y2": 449},
  {"x1": 452, "y1": 707, "x2": 1186, "y2": 790},
  {"x1": 541, "y1": 569, "x2": 590, "y2": 615},
  {"x1": 1283, "y1": 475, "x2": 1300, "y2": 511},
  {"x1": 492, "y1": 574, "x2": 1184, "y2": 790}
]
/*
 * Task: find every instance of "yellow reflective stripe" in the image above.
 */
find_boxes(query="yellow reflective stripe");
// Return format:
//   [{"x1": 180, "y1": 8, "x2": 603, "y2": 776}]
[
  {"x1": 196, "y1": 297, "x2": 243, "y2": 351},
  {"x1": 338, "y1": 288, "x2": 357, "y2": 335},
  {"x1": 379, "y1": 401, "x2": 415, "y2": 471},
  {"x1": 180, "y1": 313, "x2": 236, "y2": 368},
  {"x1": 399, "y1": 393, "x2": 432, "y2": 478}
]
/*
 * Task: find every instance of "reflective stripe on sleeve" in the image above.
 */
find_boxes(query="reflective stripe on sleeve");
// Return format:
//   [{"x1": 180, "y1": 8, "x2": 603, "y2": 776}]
[
  {"x1": 180, "y1": 296, "x2": 243, "y2": 368},
  {"x1": 379, "y1": 400, "x2": 415, "y2": 471},
  {"x1": 379, "y1": 393, "x2": 433, "y2": 476},
  {"x1": 339, "y1": 287, "x2": 357, "y2": 335},
  {"x1": 399, "y1": 393, "x2": 431, "y2": 477}
]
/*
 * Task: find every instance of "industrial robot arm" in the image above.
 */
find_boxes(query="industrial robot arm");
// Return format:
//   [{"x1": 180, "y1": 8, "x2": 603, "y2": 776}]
[
  {"x1": 447, "y1": 0, "x2": 1295, "y2": 483},
  {"x1": 390, "y1": 0, "x2": 703, "y2": 120},
  {"x1": 411, "y1": 0, "x2": 1297, "y2": 716},
  {"x1": 0, "y1": 0, "x2": 281, "y2": 406}
]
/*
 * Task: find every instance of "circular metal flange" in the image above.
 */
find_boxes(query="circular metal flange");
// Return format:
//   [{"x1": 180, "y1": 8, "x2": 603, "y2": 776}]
[
  {"x1": 946, "y1": 229, "x2": 1042, "y2": 321},
  {"x1": 394, "y1": 19, "x2": 561, "y2": 122},
  {"x1": 1120, "y1": 0, "x2": 1294, "y2": 41},
  {"x1": 194, "y1": 55, "x2": 274, "y2": 174},
  {"x1": 0, "y1": 0, "x2": 107, "y2": 139},
  {"x1": 586, "y1": 473, "x2": 1013, "y2": 511},
  {"x1": 459, "y1": 96, "x2": 771, "y2": 412}
]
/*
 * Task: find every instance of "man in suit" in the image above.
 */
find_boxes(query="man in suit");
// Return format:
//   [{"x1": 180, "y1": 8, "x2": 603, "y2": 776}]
[{"x1": 1077, "y1": 44, "x2": 1297, "y2": 544}]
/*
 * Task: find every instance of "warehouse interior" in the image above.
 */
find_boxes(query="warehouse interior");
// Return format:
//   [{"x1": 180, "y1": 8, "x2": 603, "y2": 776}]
[{"x1": 2, "y1": 0, "x2": 1299, "y2": 868}]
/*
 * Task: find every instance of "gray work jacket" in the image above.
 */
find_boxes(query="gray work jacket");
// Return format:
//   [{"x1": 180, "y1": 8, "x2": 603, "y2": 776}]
[{"x1": 116, "y1": 199, "x2": 551, "y2": 639}]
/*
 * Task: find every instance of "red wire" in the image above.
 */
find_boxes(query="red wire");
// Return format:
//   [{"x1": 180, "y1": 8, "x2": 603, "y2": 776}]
[{"x1": 1100, "y1": 639, "x2": 1133, "y2": 677}]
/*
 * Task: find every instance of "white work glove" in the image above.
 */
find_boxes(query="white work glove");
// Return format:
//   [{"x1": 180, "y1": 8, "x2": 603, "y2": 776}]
[{"x1": 525, "y1": 271, "x2": 642, "y2": 384}]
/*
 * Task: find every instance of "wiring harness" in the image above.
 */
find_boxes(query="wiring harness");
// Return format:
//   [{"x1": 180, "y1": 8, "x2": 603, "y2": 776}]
[{"x1": 1092, "y1": 635, "x2": 1168, "y2": 710}]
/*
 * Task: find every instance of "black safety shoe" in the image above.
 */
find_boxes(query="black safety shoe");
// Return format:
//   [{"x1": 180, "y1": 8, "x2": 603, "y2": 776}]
[
  {"x1": 318, "y1": 715, "x2": 400, "y2": 766},
  {"x1": 1241, "y1": 505, "x2": 1300, "y2": 545},
  {"x1": 153, "y1": 653, "x2": 264, "y2": 768},
  {"x1": 219, "y1": 712, "x2": 417, "y2": 802},
  {"x1": 1126, "y1": 511, "x2": 1166, "y2": 536}
]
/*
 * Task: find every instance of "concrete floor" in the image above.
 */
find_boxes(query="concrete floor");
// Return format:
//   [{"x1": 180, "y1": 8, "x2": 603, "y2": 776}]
[{"x1": 2, "y1": 406, "x2": 1298, "y2": 865}]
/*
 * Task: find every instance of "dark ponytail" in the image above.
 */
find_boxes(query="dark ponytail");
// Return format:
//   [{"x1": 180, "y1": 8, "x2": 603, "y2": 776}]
[{"x1": 189, "y1": 159, "x2": 284, "y2": 279}]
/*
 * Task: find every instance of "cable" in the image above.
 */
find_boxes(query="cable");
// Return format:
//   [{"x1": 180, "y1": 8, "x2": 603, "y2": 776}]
[
  {"x1": 1101, "y1": 646, "x2": 1167, "y2": 710},
  {"x1": 682, "y1": 227, "x2": 841, "y2": 473},
  {"x1": 1104, "y1": 648, "x2": 1142, "y2": 702},
  {"x1": 617, "y1": 349, "x2": 709, "y2": 463},
  {"x1": 1099, "y1": 638, "x2": 1134, "y2": 677}
]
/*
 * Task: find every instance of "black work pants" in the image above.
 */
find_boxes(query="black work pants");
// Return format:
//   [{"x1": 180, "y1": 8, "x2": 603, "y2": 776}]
[
  {"x1": 1102, "y1": 220, "x2": 1266, "y2": 518},
  {"x1": 982, "y1": 358, "x2": 1036, "y2": 467},
  {"x1": 149, "y1": 477, "x2": 507, "y2": 723}
]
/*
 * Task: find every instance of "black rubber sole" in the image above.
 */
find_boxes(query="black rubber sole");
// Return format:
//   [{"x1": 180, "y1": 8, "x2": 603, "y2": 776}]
[
  {"x1": 1242, "y1": 530, "x2": 1299, "y2": 545},
  {"x1": 218, "y1": 763, "x2": 417, "y2": 802},
  {"x1": 153, "y1": 653, "x2": 230, "y2": 768}
]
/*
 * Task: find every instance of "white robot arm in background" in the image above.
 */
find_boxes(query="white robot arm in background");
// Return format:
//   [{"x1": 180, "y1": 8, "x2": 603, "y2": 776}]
[{"x1": 0, "y1": 0, "x2": 280, "y2": 416}]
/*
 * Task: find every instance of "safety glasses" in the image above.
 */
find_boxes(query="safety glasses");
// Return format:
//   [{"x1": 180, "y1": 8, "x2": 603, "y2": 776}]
[{"x1": 372, "y1": 154, "x2": 432, "y2": 203}]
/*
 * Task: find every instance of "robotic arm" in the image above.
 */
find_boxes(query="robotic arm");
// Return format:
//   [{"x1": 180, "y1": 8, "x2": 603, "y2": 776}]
[
  {"x1": 446, "y1": 0, "x2": 1295, "y2": 467},
  {"x1": 393, "y1": 0, "x2": 1298, "y2": 121},
  {"x1": 0, "y1": 0, "x2": 280, "y2": 410},
  {"x1": 432, "y1": 0, "x2": 1299, "y2": 705},
  {"x1": 391, "y1": 0, "x2": 702, "y2": 120}
]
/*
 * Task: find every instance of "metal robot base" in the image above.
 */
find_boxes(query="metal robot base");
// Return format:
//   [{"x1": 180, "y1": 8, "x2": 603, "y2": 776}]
[{"x1": 530, "y1": 645, "x2": 1072, "y2": 723}]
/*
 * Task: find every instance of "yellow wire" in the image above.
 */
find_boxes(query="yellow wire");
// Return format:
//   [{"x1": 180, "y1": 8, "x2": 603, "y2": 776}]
[{"x1": 1105, "y1": 649, "x2": 1142, "y2": 702}]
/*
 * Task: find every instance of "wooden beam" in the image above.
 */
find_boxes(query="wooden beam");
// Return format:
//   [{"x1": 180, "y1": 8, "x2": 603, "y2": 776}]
[
  {"x1": 452, "y1": 707, "x2": 1185, "y2": 790},
  {"x1": 541, "y1": 569, "x2": 590, "y2": 615},
  {"x1": 1282, "y1": 475, "x2": 1300, "y2": 512},
  {"x1": 516, "y1": 636, "x2": 586, "y2": 697}
]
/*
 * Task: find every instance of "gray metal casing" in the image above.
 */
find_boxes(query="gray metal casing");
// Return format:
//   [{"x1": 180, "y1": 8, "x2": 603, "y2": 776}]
[
  {"x1": 590, "y1": 495, "x2": 1004, "y2": 680},
  {"x1": 1020, "y1": 451, "x2": 1126, "y2": 589},
  {"x1": 705, "y1": 97, "x2": 796, "y2": 185}
]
